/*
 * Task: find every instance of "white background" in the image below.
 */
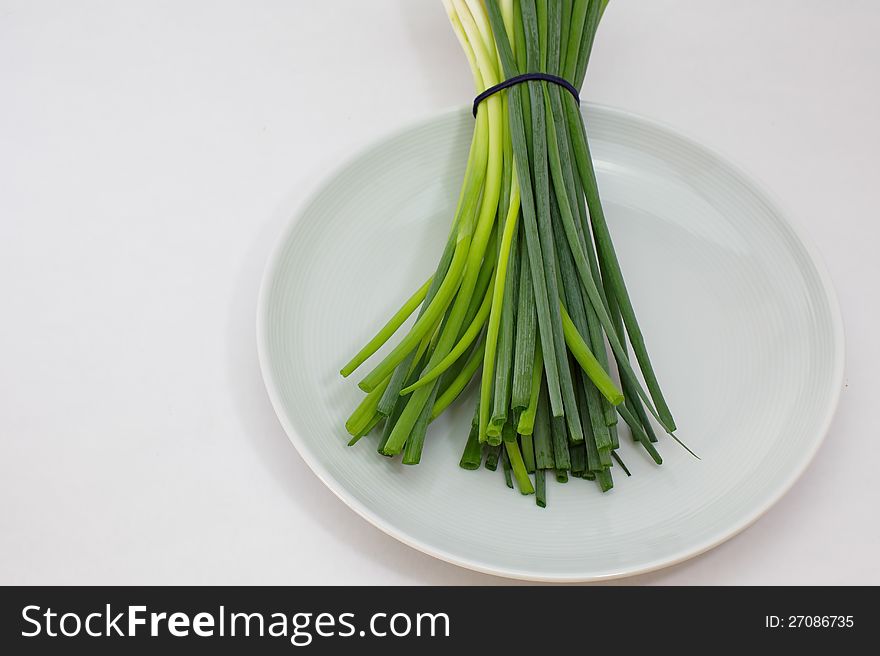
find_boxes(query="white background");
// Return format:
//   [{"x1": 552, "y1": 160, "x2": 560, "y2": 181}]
[{"x1": 2, "y1": 0, "x2": 878, "y2": 585}]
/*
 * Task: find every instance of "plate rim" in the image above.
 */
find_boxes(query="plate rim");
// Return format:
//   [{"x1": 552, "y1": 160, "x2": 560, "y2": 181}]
[{"x1": 256, "y1": 103, "x2": 846, "y2": 582}]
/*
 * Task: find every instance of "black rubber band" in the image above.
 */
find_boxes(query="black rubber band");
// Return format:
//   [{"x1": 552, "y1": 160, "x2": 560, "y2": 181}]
[{"x1": 472, "y1": 73, "x2": 580, "y2": 117}]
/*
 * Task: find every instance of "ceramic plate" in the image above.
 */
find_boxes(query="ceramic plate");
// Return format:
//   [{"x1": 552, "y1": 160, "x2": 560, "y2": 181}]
[{"x1": 257, "y1": 105, "x2": 844, "y2": 581}]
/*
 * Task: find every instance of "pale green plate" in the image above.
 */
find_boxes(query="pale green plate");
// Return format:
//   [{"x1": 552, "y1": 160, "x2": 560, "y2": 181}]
[{"x1": 258, "y1": 104, "x2": 844, "y2": 581}]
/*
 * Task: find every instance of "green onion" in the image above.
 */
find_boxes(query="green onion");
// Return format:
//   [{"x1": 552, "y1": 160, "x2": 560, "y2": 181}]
[
  {"x1": 570, "y1": 441, "x2": 587, "y2": 475},
  {"x1": 520, "y1": 431, "x2": 536, "y2": 473},
  {"x1": 550, "y1": 415, "x2": 572, "y2": 471},
  {"x1": 500, "y1": 446, "x2": 514, "y2": 488},
  {"x1": 532, "y1": 379, "x2": 555, "y2": 470},
  {"x1": 535, "y1": 468, "x2": 547, "y2": 507},
  {"x1": 459, "y1": 406, "x2": 484, "y2": 470},
  {"x1": 520, "y1": 0, "x2": 577, "y2": 424},
  {"x1": 516, "y1": 339, "x2": 543, "y2": 435},
  {"x1": 503, "y1": 422, "x2": 535, "y2": 495},
  {"x1": 560, "y1": 305, "x2": 623, "y2": 406},
  {"x1": 491, "y1": 1, "x2": 564, "y2": 416},
  {"x1": 480, "y1": 178, "x2": 520, "y2": 441},
  {"x1": 358, "y1": 237, "x2": 470, "y2": 393},
  {"x1": 431, "y1": 339, "x2": 485, "y2": 418},
  {"x1": 402, "y1": 385, "x2": 439, "y2": 465},
  {"x1": 608, "y1": 285, "x2": 657, "y2": 442},
  {"x1": 612, "y1": 450, "x2": 631, "y2": 477},
  {"x1": 510, "y1": 229, "x2": 537, "y2": 409},
  {"x1": 485, "y1": 443, "x2": 502, "y2": 471},
  {"x1": 339, "y1": 0, "x2": 686, "y2": 507},
  {"x1": 596, "y1": 467, "x2": 614, "y2": 493},
  {"x1": 489, "y1": 218, "x2": 520, "y2": 436},
  {"x1": 340, "y1": 277, "x2": 432, "y2": 377},
  {"x1": 565, "y1": 93, "x2": 676, "y2": 432},
  {"x1": 347, "y1": 413, "x2": 382, "y2": 447},
  {"x1": 551, "y1": 191, "x2": 611, "y2": 450},
  {"x1": 400, "y1": 269, "x2": 494, "y2": 395},
  {"x1": 345, "y1": 373, "x2": 391, "y2": 436},
  {"x1": 576, "y1": 377, "x2": 602, "y2": 473}
]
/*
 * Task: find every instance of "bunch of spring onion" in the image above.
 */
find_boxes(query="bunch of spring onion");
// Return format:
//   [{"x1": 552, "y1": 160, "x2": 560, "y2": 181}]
[{"x1": 340, "y1": 0, "x2": 693, "y2": 507}]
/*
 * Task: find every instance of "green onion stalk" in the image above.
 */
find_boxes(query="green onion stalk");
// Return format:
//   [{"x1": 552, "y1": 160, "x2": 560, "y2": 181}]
[{"x1": 339, "y1": 0, "x2": 693, "y2": 506}]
